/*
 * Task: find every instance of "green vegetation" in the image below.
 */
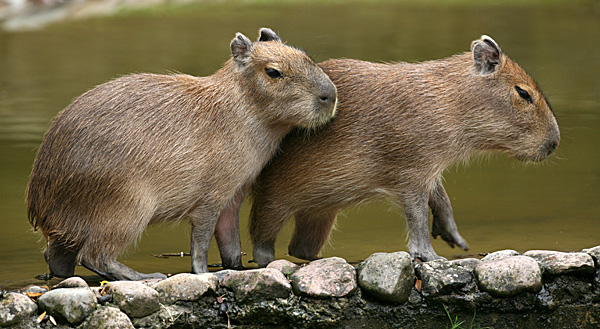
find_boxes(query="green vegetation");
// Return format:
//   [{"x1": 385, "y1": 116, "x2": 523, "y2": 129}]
[{"x1": 444, "y1": 305, "x2": 490, "y2": 329}]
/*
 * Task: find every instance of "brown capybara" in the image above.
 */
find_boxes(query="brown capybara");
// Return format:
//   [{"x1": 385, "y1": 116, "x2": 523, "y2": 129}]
[
  {"x1": 249, "y1": 35, "x2": 560, "y2": 267},
  {"x1": 26, "y1": 28, "x2": 337, "y2": 281}
]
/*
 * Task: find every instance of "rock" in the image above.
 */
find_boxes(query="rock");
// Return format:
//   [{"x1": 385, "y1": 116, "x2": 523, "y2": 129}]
[
  {"x1": 450, "y1": 258, "x2": 482, "y2": 272},
  {"x1": 481, "y1": 249, "x2": 520, "y2": 262},
  {"x1": 23, "y1": 285, "x2": 48, "y2": 294},
  {"x1": 523, "y1": 250, "x2": 595, "y2": 275},
  {"x1": 221, "y1": 268, "x2": 291, "y2": 302},
  {"x1": 357, "y1": 252, "x2": 414, "y2": 303},
  {"x1": 475, "y1": 256, "x2": 542, "y2": 297},
  {"x1": 290, "y1": 257, "x2": 357, "y2": 298},
  {"x1": 582, "y1": 246, "x2": 600, "y2": 268},
  {"x1": 214, "y1": 269, "x2": 238, "y2": 282},
  {"x1": 107, "y1": 281, "x2": 159, "y2": 318},
  {"x1": 79, "y1": 306, "x2": 134, "y2": 329},
  {"x1": 267, "y1": 259, "x2": 300, "y2": 276},
  {"x1": 37, "y1": 287, "x2": 97, "y2": 325},
  {"x1": 54, "y1": 277, "x2": 89, "y2": 289},
  {"x1": 414, "y1": 259, "x2": 472, "y2": 297},
  {"x1": 0, "y1": 292, "x2": 38, "y2": 326},
  {"x1": 152, "y1": 273, "x2": 217, "y2": 304}
]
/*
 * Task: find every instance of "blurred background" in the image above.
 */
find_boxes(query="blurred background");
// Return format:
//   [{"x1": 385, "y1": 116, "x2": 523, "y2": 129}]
[{"x1": 1, "y1": 0, "x2": 598, "y2": 290}]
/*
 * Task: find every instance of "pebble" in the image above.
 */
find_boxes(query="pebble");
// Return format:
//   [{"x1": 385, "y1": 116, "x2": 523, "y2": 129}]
[
  {"x1": 37, "y1": 287, "x2": 97, "y2": 325},
  {"x1": 523, "y1": 250, "x2": 595, "y2": 275},
  {"x1": 0, "y1": 292, "x2": 38, "y2": 326},
  {"x1": 107, "y1": 281, "x2": 159, "y2": 318},
  {"x1": 357, "y1": 251, "x2": 414, "y2": 303},
  {"x1": 54, "y1": 277, "x2": 89, "y2": 289},
  {"x1": 79, "y1": 306, "x2": 134, "y2": 329},
  {"x1": 267, "y1": 259, "x2": 300, "y2": 276},
  {"x1": 475, "y1": 255, "x2": 542, "y2": 297},
  {"x1": 415, "y1": 259, "x2": 472, "y2": 297},
  {"x1": 221, "y1": 268, "x2": 291, "y2": 302},
  {"x1": 290, "y1": 257, "x2": 357, "y2": 298},
  {"x1": 481, "y1": 249, "x2": 520, "y2": 262},
  {"x1": 152, "y1": 273, "x2": 217, "y2": 304}
]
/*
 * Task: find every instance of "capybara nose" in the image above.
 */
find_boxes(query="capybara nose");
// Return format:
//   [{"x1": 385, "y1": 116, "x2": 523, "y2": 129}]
[
  {"x1": 318, "y1": 83, "x2": 337, "y2": 110},
  {"x1": 545, "y1": 139, "x2": 558, "y2": 156}
]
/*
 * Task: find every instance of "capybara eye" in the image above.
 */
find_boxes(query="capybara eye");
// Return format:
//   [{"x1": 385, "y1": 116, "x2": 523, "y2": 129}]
[
  {"x1": 515, "y1": 86, "x2": 533, "y2": 104},
  {"x1": 265, "y1": 68, "x2": 283, "y2": 79}
]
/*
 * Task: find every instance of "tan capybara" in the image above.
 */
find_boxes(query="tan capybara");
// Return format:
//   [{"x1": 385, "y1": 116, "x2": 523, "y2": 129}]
[
  {"x1": 27, "y1": 28, "x2": 337, "y2": 280},
  {"x1": 249, "y1": 35, "x2": 560, "y2": 267}
]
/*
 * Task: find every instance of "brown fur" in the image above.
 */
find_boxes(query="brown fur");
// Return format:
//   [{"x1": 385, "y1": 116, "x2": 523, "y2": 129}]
[
  {"x1": 27, "y1": 28, "x2": 337, "y2": 280},
  {"x1": 249, "y1": 35, "x2": 560, "y2": 267}
]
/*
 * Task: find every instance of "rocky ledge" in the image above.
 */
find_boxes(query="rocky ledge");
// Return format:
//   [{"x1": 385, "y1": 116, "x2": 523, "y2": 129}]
[{"x1": 2, "y1": 246, "x2": 600, "y2": 328}]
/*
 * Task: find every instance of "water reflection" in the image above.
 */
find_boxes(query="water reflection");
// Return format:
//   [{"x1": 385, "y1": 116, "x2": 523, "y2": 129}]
[{"x1": 0, "y1": 1, "x2": 598, "y2": 289}]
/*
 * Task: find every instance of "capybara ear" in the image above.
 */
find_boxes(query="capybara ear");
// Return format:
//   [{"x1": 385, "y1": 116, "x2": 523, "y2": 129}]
[
  {"x1": 471, "y1": 35, "x2": 503, "y2": 75},
  {"x1": 258, "y1": 27, "x2": 281, "y2": 42},
  {"x1": 231, "y1": 32, "x2": 253, "y2": 63}
]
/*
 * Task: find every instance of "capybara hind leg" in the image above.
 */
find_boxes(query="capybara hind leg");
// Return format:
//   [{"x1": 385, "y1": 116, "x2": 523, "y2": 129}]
[
  {"x1": 81, "y1": 257, "x2": 166, "y2": 281},
  {"x1": 429, "y1": 181, "x2": 469, "y2": 251},
  {"x1": 288, "y1": 211, "x2": 337, "y2": 261},
  {"x1": 215, "y1": 189, "x2": 246, "y2": 270},
  {"x1": 45, "y1": 238, "x2": 78, "y2": 278},
  {"x1": 250, "y1": 205, "x2": 292, "y2": 268}
]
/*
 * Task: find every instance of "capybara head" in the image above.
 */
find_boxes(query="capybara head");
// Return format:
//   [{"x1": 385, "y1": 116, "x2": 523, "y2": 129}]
[
  {"x1": 230, "y1": 28, "x2": 337, "y2": 128},
  {"x1": 467, "y1": 35, "x2": 560, "y2": 162}
]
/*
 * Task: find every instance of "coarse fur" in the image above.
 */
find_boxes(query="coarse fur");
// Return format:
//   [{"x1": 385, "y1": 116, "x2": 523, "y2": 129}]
[
  {"x1": 27, "y1": 28, "x2": 337, "y2": 280},
  {"x1": 249, "y1": 35, "x2": 560, "y2": 266}
]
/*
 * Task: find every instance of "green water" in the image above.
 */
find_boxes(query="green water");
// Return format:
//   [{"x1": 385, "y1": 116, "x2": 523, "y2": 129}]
[{"x1": 1, "y1": 1, "x2": 598, "y2": 289}]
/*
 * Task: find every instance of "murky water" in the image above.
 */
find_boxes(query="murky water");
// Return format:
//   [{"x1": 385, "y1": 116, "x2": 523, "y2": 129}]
[{"x1": 1, "y1": 1, "x2": 598, "y2": 290}]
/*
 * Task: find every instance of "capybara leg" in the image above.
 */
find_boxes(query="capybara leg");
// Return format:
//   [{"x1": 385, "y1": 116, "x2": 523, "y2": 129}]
[
  {"x1": 189, "y1": 206, "x2": 220, "y2": 274},
  {"x1": 288, "y1": 211, "x2": 337, "y2": 261},
  {"x1": 403, "y1": 192, "x2": 444, "y2": 261},
  {"x1": 250, "y1": 205, "x2": 292, "y2": 268},
  {"x1": 81, "y1": 257, "x2": 166, "y2": 281},
  {"x1": 215, "y1": 189, "x2": 246, "y2": 270},
  {"x1": 45, "y1": 238, "x2": 78, "y2": 278},
  {"x1": 429, "y1": 181, "x2": 469, "y2": 251}
]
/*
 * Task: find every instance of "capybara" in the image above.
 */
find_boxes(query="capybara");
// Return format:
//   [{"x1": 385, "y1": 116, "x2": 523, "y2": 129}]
[
  {"x1": 27, "y1": 28, "x2": 337, "y2": 280},
  {"x1": 249, "y1": 35, "x2": 560, "y2": 266}
]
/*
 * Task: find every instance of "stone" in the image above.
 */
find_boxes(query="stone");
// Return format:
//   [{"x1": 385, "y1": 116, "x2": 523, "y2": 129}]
[
  {"x1": 153, "y1": 273, "x2": 217, "y2": 304},
  {"x1": 414, "y1": 259, "x2": 472, "y2": 297},
  {"x1": 357, "y1": 252, "x2": 414, "y2": 303},
  {"x1": 23, "y1": 285, "x2": 48, "y2": 294},
  {"x1": 582, "y1": 246, "x2": 600, "y2": 268},
  {"x1": 481, "y1": 249, "x2": 520, "y2": 262},
  {"x1": 37, "y1": 287, "x2": 97, "y2": 325},
  {"x1": 450, "y1": 258, "x2": 482, "y2": 272},
  {"x1": 221, "y1": 268, "x2": 291, "y2": 302},
  {"x1": 523, "y1": 250, "x2": 595, "y2": 275},
  {"x1": 267, "y1": 259, "x2": 300, "y2": 276},
  {"x1": 290, "y1": 257, "x2": 357, "y2": 298},
  {"x1": 214, "y1": 269, "x2": 238, "y2": 282},
  {"x1": 79, "y1": 306, "x2": 134, "y2": 329},
  {"x1": 475, "y1": 256, "x2": 542, "y2": 297},
  {"x1": 107, "y1": 281, "x2": 159, "y2": 318},
  {"x1": 0, "y1": 292, "x2": 38, "y2": 326},
  {"x1": 54, "y1": 276, "x2": 89, "y2": 289}
]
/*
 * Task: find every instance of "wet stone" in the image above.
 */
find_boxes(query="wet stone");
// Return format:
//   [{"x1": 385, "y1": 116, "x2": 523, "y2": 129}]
[
  {"x1": 290, "y1": 257, "x2": 357, "y2": 298},
  {"x1": 54, "y1": 276, "x2": 89, "y2": 289},
  {"x1": 475, "y1": 255, "x2": 542, "y2": 297},
  {"x1": 79, "y1": 306, "x2": 134, "y2": 329},
  {"x1": 37, "y1": 287, "x2": 97, "y2": 325},
  {"x1": 221, "y1": 268, "x2": 291, "y2": 302},
  {"x1": 414, "y1": 259, "x2": 472, "y2": 297},
  {"x1": 450, "y1": 258, "x2": 482, "y2": 272},
  {"x1": 0, "y1": 292, "x2": 38, "y2": 326},
  {"x1": 357, "y1": 251, "x2": 415, "y2": 303},
  {"x1": 107, "y1": 281, "x2": 159, "y2": 318},
  {"x1": 152, "y1": 273, "x2": 217, "y2": 304},
  {"x1": 582, "y1": 246, "x2": 600, "y2": 268},
  {"x1": 523, "y1": 250, "x2": 595, "y2": 275},
  {"x1": 267, "y1": 259, "x2": 300, "y2": 277},
  {"x1": 481, "y1": 250, "x2": 520, "y2": 262}
]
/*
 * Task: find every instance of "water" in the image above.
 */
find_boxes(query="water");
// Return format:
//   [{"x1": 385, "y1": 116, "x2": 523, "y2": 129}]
[{"x1": 1, "y1": 1, "x2": 598, "y2": 289}]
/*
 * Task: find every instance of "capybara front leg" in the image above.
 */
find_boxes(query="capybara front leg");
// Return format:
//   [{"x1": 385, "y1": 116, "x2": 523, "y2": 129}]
[
  {"x1": 288, "y1": 210, "x2": 337, "y2": 261},
  {"x1": 429, "y1": 181, "x2": 469, "y2": 251},
  {"x1": 189, "y1": 207, "x2": 220, "y2": 274},
  {"x1": 81, "y1": 257, "x2": 166, "y2": 281},
  {"x1": 215, "y1": 189, "x2": 246, "y2": 270},
  {"x1": 404, "y1": 192, "x2": 444, "y2": 261},
  {"x1": 45, "y1": 238, "x2": 78, "y2": 278}
]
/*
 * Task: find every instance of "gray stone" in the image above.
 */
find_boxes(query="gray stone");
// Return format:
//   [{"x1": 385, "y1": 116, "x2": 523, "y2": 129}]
[
  {"x1": 290, "y1": 257, "x2": 357, "y2": 298},
  {"x1": 414, "y1": 259, "x2": 472, "y2": 296},
  {"x1": 37, "y1": 287, "x2": 97, "y2": 325},
  {"x1": 582, "y1": 245, "x2": 600, "y2": 268},
  {"x1": 152, "y1": 273, "x2": 217, "y2": 304},
  {"x1": 450, "y1": 258, "x2": 482, "y2": 272},
  {"x1": 475, "y1": 255, "x2": 542, "y2": 297},
  {"x1": 357, "y1": 252, "x2": 414, "y2": 303},
  {"x1": 54, "y1": 276, "x2": 89, "y2": 289},
  {"x1": 523, "y1": 250, "x2": 595, "y2": 275},
  {"x1": 0, "y1": 292, "x2": 38, "y2": 326},
  {"x1": 23, "y1": 285, "x2": 48, "y2": 294},
  {"x1": 107, "y1": 281, "x2": 159, "y2": 318},
  {"x1": 79, "y1": 306, "x2": 134, "y2": 329},
  {"x1": 221, "y1": 268, "x2": 291, "y2": 302},
  {"x1": 214, "y1": 269, "x2": 238, "y2": 282},
  {"x1": 481, "y1": 249, "x2": 520, "y2": 262},
  {"x1": 267, "y1": 259, "x2": 300, "y2": 277}
]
